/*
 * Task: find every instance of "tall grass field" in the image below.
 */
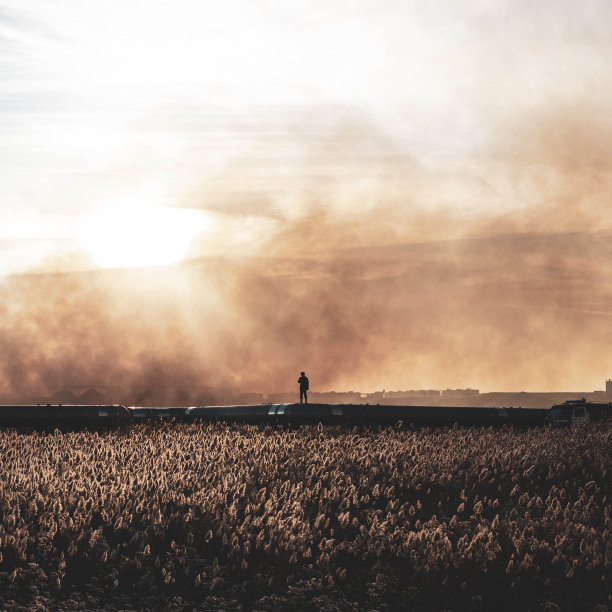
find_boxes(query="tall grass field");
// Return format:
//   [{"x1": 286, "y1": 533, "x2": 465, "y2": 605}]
[{"x1": 0, "y1": 422, "x2": 609, "y2": 610}]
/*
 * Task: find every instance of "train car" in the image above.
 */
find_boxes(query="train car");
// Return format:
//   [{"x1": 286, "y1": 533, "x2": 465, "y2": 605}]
[
  {"x1": 186, "y1": 403, "x2": 547, "y2": 427},
  {"x1": 186, "y1": 403, "x2": 348, "y2": 425},
  {"x1": 270, "y1": 403, "x2": 345, "y2": 425},
  {"x1": 334, "y1": 405, "x2": 546, "y2": 427},
  {"x1": 187, "y1": 404, "x2": 274, "y2": 424},
  {"x1": 0, "y1": 404, "x2": 131, "y2": 428},
  {"x1": 341, "y1": 405, "x2": 547, "y2": 427},
  {"x1": 128, "y1": 407, "x2": 191, "y2": 421}
]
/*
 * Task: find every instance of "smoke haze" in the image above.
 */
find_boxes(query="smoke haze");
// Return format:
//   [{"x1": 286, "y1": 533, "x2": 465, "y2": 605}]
[
  {"x1": 1, "y1": 1, "x2": 612, "y2": 399},
  {"x1": 2, "y1": 215, "x2": 612, "y2": 401}
]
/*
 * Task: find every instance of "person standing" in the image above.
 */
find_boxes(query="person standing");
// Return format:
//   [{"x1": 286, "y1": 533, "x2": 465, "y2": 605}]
[{"x1": 298, "y1": 372, "x2": 309, "y2": 404}]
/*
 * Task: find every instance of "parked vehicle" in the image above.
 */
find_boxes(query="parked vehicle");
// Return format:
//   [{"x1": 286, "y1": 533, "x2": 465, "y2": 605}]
[{"x1": 545, "y1": 399, "x2": 612, "y2": 426}]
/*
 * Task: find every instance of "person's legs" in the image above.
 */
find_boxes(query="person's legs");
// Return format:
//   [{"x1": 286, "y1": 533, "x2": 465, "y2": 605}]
[
  {"x1": 304, "y1": 390, "x2": 308, "y2": 404},
  {"x1": 300, "y1": 389, "x2": 304, "y2": 403}
]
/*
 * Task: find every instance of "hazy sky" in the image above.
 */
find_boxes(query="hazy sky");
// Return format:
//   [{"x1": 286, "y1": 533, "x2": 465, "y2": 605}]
[
  {"x1": 1, "y1": 1, "x2": 612, "y2": 395},
  {"x1": 3, "y1": 0, "x2": 611, "y2": 272}
]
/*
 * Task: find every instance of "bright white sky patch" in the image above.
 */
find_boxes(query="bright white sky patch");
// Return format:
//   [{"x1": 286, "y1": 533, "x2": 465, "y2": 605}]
[
  {"x1": 1, "y1": 0, "x2": 612, "y2": 272},
  {"x1": 76, "y1": 193, "x2": 211, "y2": 269}
]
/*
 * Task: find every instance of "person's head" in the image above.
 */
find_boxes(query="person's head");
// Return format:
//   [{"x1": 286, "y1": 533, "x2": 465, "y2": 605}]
[{"x1": 301, "y1": 372, "x2": 305, "y2": 376}]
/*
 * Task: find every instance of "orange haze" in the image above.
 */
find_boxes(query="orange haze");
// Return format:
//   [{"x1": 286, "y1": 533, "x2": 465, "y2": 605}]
[{"x1": 2, "y1": 104, "x2": 612, "y2": 402}]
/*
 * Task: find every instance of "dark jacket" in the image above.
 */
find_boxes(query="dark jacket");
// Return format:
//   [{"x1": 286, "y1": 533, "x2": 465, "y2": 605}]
[{"x1": 298, "y1": 375, "x2": 309, "y2": 391}]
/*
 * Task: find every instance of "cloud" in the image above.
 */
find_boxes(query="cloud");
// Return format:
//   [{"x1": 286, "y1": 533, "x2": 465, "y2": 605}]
[
  {"x1": 2, "y1": 224, "x2": 612, "y2": 402},
  {"x1": 2, "y1": 2, "x2": 612, "y2": 398},
  {"x1": 3, "y1": 98, "x2": 612, "y2": 399}
]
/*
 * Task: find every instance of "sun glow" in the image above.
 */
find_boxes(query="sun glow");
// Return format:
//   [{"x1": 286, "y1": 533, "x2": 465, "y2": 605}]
[{"x1": 77, "y1": 197, "x2": 209, "y2": 269}]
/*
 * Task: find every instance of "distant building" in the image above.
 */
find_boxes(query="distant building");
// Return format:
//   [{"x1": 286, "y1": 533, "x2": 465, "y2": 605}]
[
  {"x1": 385, "y1": 390, "x2": 441, "y2": 398},
  {"x1": 49, "y1": 388, "x2": 78, "y2": 404},
  {"x1": 310, "y1": 391, "x2": 362, "y2": 404},
  {"x1": 606, "y1": 379, "x2": 612, "y2": 399},
  {"x1": 366, "y1": 391, "x2": 386, "y2": 402},
  {"x1": 78, "y1": 388, "x2": 107, "y2": 404},
  {"x1": 441, "y1": 388, "x2": 480, "y2": 398}
]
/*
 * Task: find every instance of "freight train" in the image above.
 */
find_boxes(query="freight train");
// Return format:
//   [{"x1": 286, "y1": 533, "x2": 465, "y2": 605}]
[{"x1": 0, "y1": 398, "x2": 610, "y2": 428}]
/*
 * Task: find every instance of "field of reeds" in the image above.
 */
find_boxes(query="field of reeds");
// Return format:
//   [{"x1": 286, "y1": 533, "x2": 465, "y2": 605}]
[{"x1": 0, "y1": 422, "x2": 609, "y2": 611}]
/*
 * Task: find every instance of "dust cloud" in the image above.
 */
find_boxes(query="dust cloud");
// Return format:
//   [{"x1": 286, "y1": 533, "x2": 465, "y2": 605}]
[{"x1": 2, "y1": 103, "x2": 612, "y2": 403}]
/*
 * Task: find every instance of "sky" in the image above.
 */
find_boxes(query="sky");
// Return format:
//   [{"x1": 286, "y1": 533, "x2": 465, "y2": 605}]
[{"x1": 1, "y1": 0, "x2": 612, "y2": 399}]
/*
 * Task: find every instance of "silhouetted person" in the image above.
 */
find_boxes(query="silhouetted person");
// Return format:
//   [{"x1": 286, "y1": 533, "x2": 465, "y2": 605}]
[{"x1": 298, "y1": 372, "x2": 309, "y2": 404}]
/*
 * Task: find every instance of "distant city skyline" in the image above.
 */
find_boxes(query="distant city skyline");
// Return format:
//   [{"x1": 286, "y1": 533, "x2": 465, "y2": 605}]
[{"x1": 16, "y1": 377, "x2": 610, "y2": 411}]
